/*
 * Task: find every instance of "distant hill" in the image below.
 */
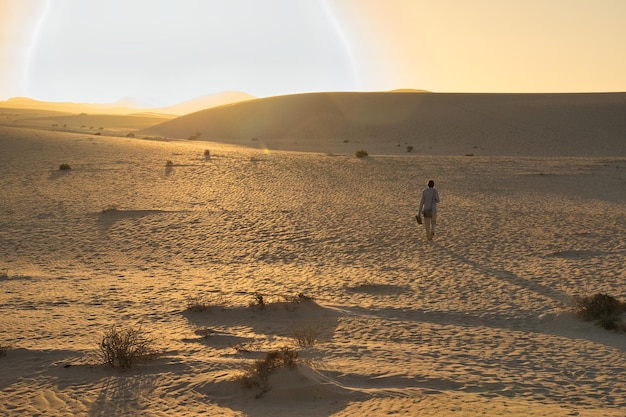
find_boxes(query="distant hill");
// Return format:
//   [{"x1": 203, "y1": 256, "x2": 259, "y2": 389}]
[
  {"x1": 0, "y1": 97, "x2": 142, "y2": 115},
  {"x1": 154, "y1": 91, "x2": 255, "y2": 115},
  {"x1": 0, "y1": 91, "x2": 256, "y2": 116},
  {"x1": 140, "y1": 91, "x2": 626, "y2": 156}
]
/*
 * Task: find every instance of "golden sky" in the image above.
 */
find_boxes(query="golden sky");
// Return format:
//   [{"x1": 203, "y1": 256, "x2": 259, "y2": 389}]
[{"x1": 1, "y1": 0, "x2": 625, "y2": 106}]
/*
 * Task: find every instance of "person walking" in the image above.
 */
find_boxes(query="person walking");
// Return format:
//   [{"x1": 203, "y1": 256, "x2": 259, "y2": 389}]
[{"x1": 418, "y1": 179, "x2": 440, "y2": 240}]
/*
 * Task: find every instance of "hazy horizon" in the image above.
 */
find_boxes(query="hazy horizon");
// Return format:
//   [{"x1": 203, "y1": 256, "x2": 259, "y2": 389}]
[{"x1": 1, "y1": 0, "x2": 625, "y2": 107}]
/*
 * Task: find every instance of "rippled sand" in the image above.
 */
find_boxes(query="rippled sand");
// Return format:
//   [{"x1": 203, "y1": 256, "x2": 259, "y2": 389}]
[{"x1": 1, "y1": 125, "x2": 625, "y2": 416}]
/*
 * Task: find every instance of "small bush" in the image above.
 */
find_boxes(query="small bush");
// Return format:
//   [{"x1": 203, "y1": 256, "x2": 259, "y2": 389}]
[
  {"x1": 283, "y1": 292, "x2": 314, "y2": 304},
  {"x1": 0, "y1": 343, "x2": 10, "y2": 358},
  {"x1": 185, "y1": 294, "x2": 222, "y2": 312},
  {"x1": 126, "y1": 133, "x2": 136, "y2": 138},
  {"x1": 101, "y1": 205, "x2": 119, "y2": 214},
  {"x1": 406, "y1": 146, "x2": 414, "y2": 153},
  {"x1": 236, "y1": 347, "x2": 299, "y2": 396},
  {"x1": 573, "y1": 293, "x2": 626, "y2": 332},
  {"x1": 59, "y1": 163, "x2": 71, "y2": 171},
  {"x1": 249, "y1": 292, "x2": 266, "y2": 310},
  {"x1": 355, "y1": 149, "x2": 368, "y2": 158},
  {"x1": 290, "y1": 326, "x2": 319, "y2": 347},
  {"x1": 165, "y1": 160, "x2": 174, "y2": 167},
  {"x1": 99, "y1": 325, "x2": 160, "y2": 369},
  {"x1": 281, "y1": 292, "x2": 315, "y2": 311}
]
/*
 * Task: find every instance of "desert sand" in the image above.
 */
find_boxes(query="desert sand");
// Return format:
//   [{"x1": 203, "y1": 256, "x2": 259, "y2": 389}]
[{"x1": 0, "y1": 93, "x2": 625, "y2": 416}]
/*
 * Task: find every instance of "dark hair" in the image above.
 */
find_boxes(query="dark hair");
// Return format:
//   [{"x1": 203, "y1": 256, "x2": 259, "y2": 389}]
[{"x1": 428, "y1": 180, "x2": 435, "y2": 187}]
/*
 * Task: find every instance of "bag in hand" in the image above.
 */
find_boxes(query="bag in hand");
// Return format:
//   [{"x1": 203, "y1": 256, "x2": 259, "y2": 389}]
[
  {"x1": 415, "y1": 215, "x2": 422, "y2": 224},
  {"x1": 423, "y1": 209, "x2": 432, "y2": 218}
]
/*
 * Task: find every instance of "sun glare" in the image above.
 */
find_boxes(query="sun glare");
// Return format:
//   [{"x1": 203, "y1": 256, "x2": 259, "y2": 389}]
[
  {"x1": 1, "y1": 0, "x2": 625, "y2": 104},
  {"x1": 20, "y1": 0, "x2": 359, "y2": 106}
]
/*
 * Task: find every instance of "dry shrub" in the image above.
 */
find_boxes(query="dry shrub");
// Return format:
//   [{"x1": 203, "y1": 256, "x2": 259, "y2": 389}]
[
  {"x1": 99, "y1": 325, "x2": 160, "y2": 369},
  {"x1": 282, "y1": 292, "x2": 314, "y2": 311},
  {"x1": 573, "y1": 293, "x2": 626, "y2": 332},
  {"x1": 248, "y1": 292, "x2": 314, "y2": 312},
  {"x1": 185, "y1": 293, "x2": 222, "y2": 312},
  {"x1": 283, "y1": 292, "x2": 314, "y2": 303},
  {"x1": 0, "y1": 343, "x2": 10, "y2": 358},
  {"x1": 290, "y1": 326, "x2": 319, "y2": 347},
  {"x1": 355, "y1": 149, "x2": 368, "y2": 158},
  {"x1": 248, "y1": 292, "x2": 266, "y2": 310},
  {"x1": 236, "y1": 347, "x2": 299, "y2": 396}
]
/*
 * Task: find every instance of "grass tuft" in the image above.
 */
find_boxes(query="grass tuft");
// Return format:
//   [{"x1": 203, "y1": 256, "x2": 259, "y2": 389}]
[
  {"x1": 0, "y1": 343, "x2": 10, "y2": 358},
  {"x1": 290, "y1": 326, "x2": 319, "y2": 347},
  {"x1": 185, "y1": 293, "x2": 222, "y2": 312},
  {"x1": 248, "y1": 292, "x2": 266, "y2": 310},
  {"x1": 235, "y1": 347, "x2": 299, "y2": 396}
]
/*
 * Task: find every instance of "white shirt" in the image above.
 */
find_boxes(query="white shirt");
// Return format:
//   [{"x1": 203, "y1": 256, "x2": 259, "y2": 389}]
[{"x1": 419, "y1": 187, "x2": 440, "y2": 214}]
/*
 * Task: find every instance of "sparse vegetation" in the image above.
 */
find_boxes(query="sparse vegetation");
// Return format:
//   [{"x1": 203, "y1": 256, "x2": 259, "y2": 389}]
[
  {"x1": 249, "y1": 292, "x2": 266, "y2": 310},
  {"x1": 232, "y1": 341, "x2": 263, "y2": 354},
  {"x1": 0, "y1": 343, "x2": 10, "y2": 357},
  {"x1": 59, "y1": 163, "x2": 71, "y2": 171},
  {"x1": 126, "y1": 133, "x2": 136, "y2": 138},
  {"x1": 165, "y1": 160, "x2": 174, "y2": 167},
  {"x1": 573, "y1": 293, "x2": 626, "y2": 332},
  {"x1": 281, "y1": 292, "x2": 314, "y2": 311},
  {"x1": 283, "y1": 292, "x2": 314, "y2": 304},
  {"x1": 290, "y1": 326, "x2": 319, "y2": 347},
  {"x1": 236, "y1": 347, "x2": 299, "y2": 396},
  {"x1": 407, "y1": 145, "x2": 414, "y2": 153},
  {"x1": 185, "y1": 293, "x2": 222, "y2": 312},
  {"x1": 189, "y1": 131, "x2": 203, "y2": 140},
  {"x1": 355, "y1": 149, "x2": 368, "y2": 158},
  {"x1": 99, "y1": 325, "x2": 160, "y2": 369}
]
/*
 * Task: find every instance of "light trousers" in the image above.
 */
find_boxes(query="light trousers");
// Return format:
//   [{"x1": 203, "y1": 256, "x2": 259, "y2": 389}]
[{"x1": 424, "y1": 212, "x2": 437, "y2": 240}]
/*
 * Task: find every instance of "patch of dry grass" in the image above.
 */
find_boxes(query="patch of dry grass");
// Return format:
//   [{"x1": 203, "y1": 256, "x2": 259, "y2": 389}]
[
  {"x1": 290, "y1": 326, "x2": 319, "y2": 347},
  {"x1": 235, "y1": 347, "x2": 299, "y2": 397},
  {"x1": 99, "y1": 325, "x2": 161, "y2": 369},
  {"x1": 0, "y1": 343, "x2": 10, "y2": 358}
]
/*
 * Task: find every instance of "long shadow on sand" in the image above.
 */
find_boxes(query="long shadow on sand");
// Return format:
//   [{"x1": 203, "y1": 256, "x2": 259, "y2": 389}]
[
  {"x1": 433, "y1": 241, "x2": 572, "y2": 306},
  {"x1": 182, "y1": 300, "x2": 367, "y2": 416}
]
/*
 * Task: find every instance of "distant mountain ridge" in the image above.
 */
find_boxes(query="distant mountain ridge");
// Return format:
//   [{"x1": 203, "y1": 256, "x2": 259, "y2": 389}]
[
  {"x1": 0, "y1": 91, "x2": 256, "y2": 116},
  {"x1": 153, "y1": 91, "x2": 255, "y2": 115}
]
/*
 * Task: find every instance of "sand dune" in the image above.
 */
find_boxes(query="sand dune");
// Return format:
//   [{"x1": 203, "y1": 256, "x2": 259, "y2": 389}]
[
  {"x1": 0, "y1": 109, "x2": 174, "y2": 137},
  {"x1": 141, "y1": 92, "x2": 626, "y2": 157},
  {"x1": 0, "y1": 93, "x2": 625, "y2": 416}
]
